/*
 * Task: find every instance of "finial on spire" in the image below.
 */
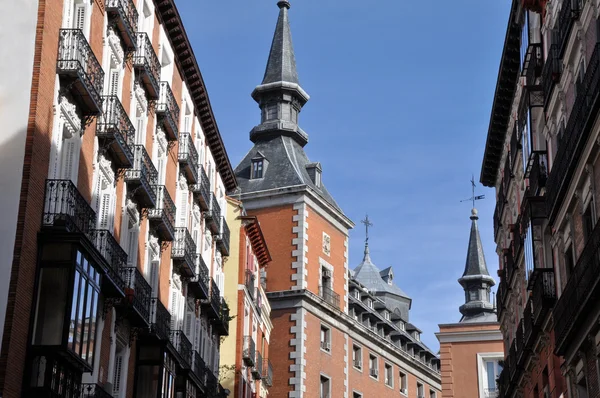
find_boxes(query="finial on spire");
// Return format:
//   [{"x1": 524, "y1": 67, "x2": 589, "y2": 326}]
[
  {"x1": 361, "y1": 215, "x2": 373, "y2": 244},
  {"x1": 277, "y1": 0, "x2": 291, "y2": 9},
  {"x1": 460, "y1": 174, "x2": 485, "y2": 212}
]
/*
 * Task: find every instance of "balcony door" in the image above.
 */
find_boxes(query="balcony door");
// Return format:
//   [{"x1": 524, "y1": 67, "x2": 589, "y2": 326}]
[{"x1": 93, "y1": 158, "x2": 116, "y2": 231}]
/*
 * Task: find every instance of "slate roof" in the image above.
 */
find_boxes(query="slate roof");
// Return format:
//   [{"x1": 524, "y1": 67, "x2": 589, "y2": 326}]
[
  {"x1": 262, "y1": 1, "x2": 299, "y2": 85},
  {"x1": 353, "y1": 244, "x2": 410, "y2": 300},
  {"x1": 460, "y1": 208, "x2": 493, "y2": 281}
]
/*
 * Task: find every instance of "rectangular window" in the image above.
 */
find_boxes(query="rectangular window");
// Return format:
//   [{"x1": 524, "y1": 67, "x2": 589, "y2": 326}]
[
  {"x1": 400, "y1": 371, "x2": 408, "y2": 394},
  {"x1": 320, "y1": 375, "x2": 331, "y2": 398},
  {"x1": 417, "y1": 383, "x2": 424, "y2": 398},
  {"x1": 252, "y1": 160, "x2": 264, "y2": 179},
  {"x1": 430, "y1": 391, "x2": 437, "y2": 398},
  {"x1": 583, "y1": 205, "x2": 594, "y2": 243},
  {"x1": 565, "y1": 244, "x2": 574, "y2": 281},
  {"x1": 369, "y1": 354, "x2": 378, "y2": 379},
  {"x1": 352, "y1": 393, "x2": 362, "y2": 398},
  {"x1": 320, "y1": 325, "x2": 331, "y2": 352},
  {"x1": 385, "y1": 363, "x2": 393, "y2": 387},
  {"x1": 352, "y1": 345, "x2": 362, "y2": 370}
]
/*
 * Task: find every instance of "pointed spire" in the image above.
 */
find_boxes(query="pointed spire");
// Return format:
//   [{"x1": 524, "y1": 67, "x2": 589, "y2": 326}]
[
  {"x1": 262, "y1": 1, "x2": 299, "y2": 85},
  {"x1": 461, "y1": 208, "x2": 491, "y2": 278}
]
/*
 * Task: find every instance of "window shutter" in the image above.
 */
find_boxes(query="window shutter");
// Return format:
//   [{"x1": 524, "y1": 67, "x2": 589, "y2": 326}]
[
  {"x1": 127, "y1": 230, "x2": 138, "y2": 267},
  {"x1": 157, "y1": 158, "x2": 165, "y2": 185},
  {"x1": 185, "y1": 312, "x2": 193, "y2": 338},
  {"x1": 99, "y1": 193, "x2": 111, "y2": 229},
  {"x1": 170, "y1": 289, "x2": 179, "y2": 330},
  {"x1": 75, "y1": 4, "x2": 86, "y2": 31},
  {"x1": 178, "y1": 189, "x2": 188, "y2": 228},
  {"x1": 110, "y1": 70, "x2": 120, "y2": 97},
  {"x1": 194, "y1": 319, "x2": 201, "y2": 352},
  {"x1": 136, "y1": 117, "x2": 145, "y2": 145},
  {"x1": 150, "y1": 261, "x2": 159, "y2": 296},
  {"x1": 61, "y1": 140, "x2": 77, "y2": 182},
  {"x1": 113, "y1": 354, "x2": 123, "y2": 395}
]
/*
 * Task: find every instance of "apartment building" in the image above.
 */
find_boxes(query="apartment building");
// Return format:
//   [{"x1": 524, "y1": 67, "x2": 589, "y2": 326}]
[
  {"x1": 481, "y1": 0, "x2": 600, "y2": 396},
  {"x1": 219, "y1": 198, "x2": 274, "y2": 398},
  {"x1": 0, "y1": 0, "x2": 236, "y2": 397},
  {"x1": 231, "y1": 2, "x2": 441, "y2": 397}
]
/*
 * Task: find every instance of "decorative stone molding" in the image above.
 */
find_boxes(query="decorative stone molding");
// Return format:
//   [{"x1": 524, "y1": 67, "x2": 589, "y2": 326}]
[
  {"x1": 288, "y1": 308, "x2": 307, "y2": 397},
  {"x1": 135, "y1": 82, "x2": 148, "y2": 113},
  {"x1": 60, "y1": 96, "x2": 82, "y2": 137},
  {"x1": 291, "y1": 203, "x2": 308, "y2": 290},
  {"x1": 127, "y1": 199, "x2": 139, "y2": 225},
  {"x1": 107, "y1": 26, "x2": 124, "y2": 66},
  {"x1": 98, "y1": 155, "x2": 115, "y2": 185}
]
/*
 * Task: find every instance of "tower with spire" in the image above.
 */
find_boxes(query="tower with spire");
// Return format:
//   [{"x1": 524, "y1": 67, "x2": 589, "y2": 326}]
[{"x1": 458, "y1": 208, "x2": 497, "y2": 322}]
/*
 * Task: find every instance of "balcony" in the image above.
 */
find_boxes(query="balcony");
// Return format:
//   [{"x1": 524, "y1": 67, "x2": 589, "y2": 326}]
[
  {"x1": 497, "y1": 179, "x2": 506, "y2": 221},
  {"x1": 524, "y1": 151, "x2": 547, "y2": 196},
  {"x1": 193, "y1": 351, "x2": 207, "y2": 389},
  {"x1": 205, "y1": 194, "x2": 221, "y2": 234},
  {"x1": 319, "y1": 285, "x2": 340, "y2": 308},
  {"x1": 178, "y1": 132, "x2": 199, "y2": 183},
  {"x1": 556, "y1": 0, "x2": 580, "y2": 56},
  {"x1": 546, "y1": 43, "x2": 600, "y2": 222},
  {"x1": 120, "y1": 266, "x2": 151, "y2": 327},
  {"x1": 496, "y1": 280, "x2": 506, "y2": 319},
  {"x1": 242, "y1": 336, "x2": 256, "y2": 367},
  {"x1": 509, "y1": 124, "x2": 520, "y2": 174},
  {"x1": 188, "y1": 255, "x2": 209, "y2": 300},
  {"x1": 96, "y1": 95, "x2": 134, "y2": 168},
  {"x1": 263, "y1": 359, "x2": 273, "y2": 387},
  {"x1": 133, "y1": 32, "x2": 160, "y2": 99},
  {"x1": 91, "y1": 229, "x2": 127, "y2": 297},
  {"x1": 515, "y1": 318, "x2": 528, "y2": 366},
  {"x1": 169, "y1": 330, "x2": 192, "y2": 369},
  {"x1": 149, "y1": 297, "x2": 170, "y2": 341},
  {"x1": 493, "y1": 205, "x2": 501, "y2": 239},
  {"x1": 542, "y1": 44, "x2": 561, "y2": 106},
  {"x1": 172, "y1": 228, "x2": 196, "y2": 277},
  {"x1": 511, "y1": 223, "x2": 523, "y2": 264},
  {"x1": 245, "y1": 270, "x2": 256, "y2": 300},
  {"x1": 205, "y1": 370, "x2": 218, "y2": 396},
  {"x1": 81, "y1": 383, "x2": 112, "y2": 398},
  {"x1": 202, "y1": 279, "x2": 221, "y2": 320},
  {"x1": 42, "y1": 179, "x2": 96, "y2": 236},
  {"x1": 125, "y1": 145, "x2": 158, "y2": 208},
  {"x1": 105, "y1": 0, "x2": 138, "y2": 50},
  {"x1": 147, "y1": 186, "x2": 176, "y2": 242},
  {"x1": 57, "y1": 29, "x2": 104, "y2": 116},
  {"x1": 216, "y1": 217, "x2": 230, "y2": 256},
  {"x1": 215, "y1": 297, "x2": 230, "y2": 336},
  {"x1": 522, "y1": 43, "x2": 543, "y2": 85},
  {"x1": 191, "y1": 167, "x2": 211, "y2": 211},
  {"x1": 156, "y1": 82, "x2": 180, "y2": 141},
  {"x1": 523, "y1": 297, "x2": 535, "y2": 349},
  {"x1": 252, "y1": 352, "x2": 263, "y2": 379}
]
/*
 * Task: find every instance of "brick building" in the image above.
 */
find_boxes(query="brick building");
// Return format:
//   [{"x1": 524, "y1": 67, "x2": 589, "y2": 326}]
[
  {"x1": 481, "y1": 0, "x2": 600, "y2": 396},
  {"x1": 0, "y1": 0, "x2": 236, "y2": 397},
  {"x1": 231, "y1": 1, "x2": 442, "y2": 397},
  {"x1": 436, "y1": 208, "x2": 504, "y2": 398},
  {"x1": 219, "y1": 198, "x2": 274, "y2": 398}
]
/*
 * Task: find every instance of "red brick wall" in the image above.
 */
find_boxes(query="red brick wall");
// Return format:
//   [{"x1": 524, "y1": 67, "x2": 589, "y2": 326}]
[{"x1": 267, "y1": 308, "x2": 295, "y2": 397}]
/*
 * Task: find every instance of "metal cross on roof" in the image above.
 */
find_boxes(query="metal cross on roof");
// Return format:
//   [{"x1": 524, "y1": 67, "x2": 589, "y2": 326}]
[
  {"x1": 461, "y1": 175, "x2": 485, "y2": 208},
  {"x1": 361, "y1": 215, "x2": 373, "y2": 243}
]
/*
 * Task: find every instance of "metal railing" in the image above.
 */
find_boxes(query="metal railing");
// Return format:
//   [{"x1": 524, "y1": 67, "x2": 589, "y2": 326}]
[
  {"x1": 105, "y1": 0, "x2": 138, "y2": 48},
  {"x1": 263, "y1": 358, "x2": 273, "y2": 387},
  {"x1": 178, "y1": 132, "x2": 199, "y2": 183},
  {"x1": 120, "y1": 266, "x2": 151, "y2": 324},
  {"x1": 81, "y1": 383, "x2": 112, "y2": 398},
  {"x1": 319, "y1": 285, "x2": 340, "y2": 308},
  {"x1": 532, "y1": 269, "x2": 556, "y2": 326},
  {"x1": 205, "y1": 194, "x2": 222, "y2": 233},
  {"x1": 216, "y1": 216, "x2": 230, "y2": 256},
  {"x1": 245, "y1": 270, "x2": 255, "y2": 300},
  {"x1": 172, "y1": 227, "x2": 197, "y2": 277},
  {"x1": 97, "y1": 95, "x2": 135, "y2": 167},
  {"x1": 42, "y1": 179, "x2": 96, "y2": 236},
  {"x1": 133, "y1": 32, "x2": 160, "y2": 98},
  {"x1": 542, "y1": 44, "x2": 561, "y2": 105},
  {"x1": 156, "y1": 81, "x2": 180, "y2": 141},
  {"x1": 189, "y1": 255, "x2": 210, "y2": 299},
  {"x1": 125, "y1": 145, "x2": 158, "y2": 206},
  {"x1": 149, "y1": 297, "x2": 170, "y2": 341},
  {"x1": 147, "y1": 185, "x2": 176, "y2": 241},
  {"x1": 191, "y1": 167, "x2": 211, "y2": 210},
  {"x1": 252, "y1": 352, "x2": 263, "y2": 379},
  {"x1": 92, "y1": 229, "x2": 127, "y2": 293},
  {"x1": 193, "y1": 350, "x2": 206, "y2": 386},
  {"x1": 170, "y1": 330, "x2": 192, "y2": 369},
  {"x1": 526, "y1": 151, "x2": 548, "y2": 196},
  {"x1": 243, "y1": 336, "x2": 256, "y2": 366},
  {"x1": 496, "y1": 279, "x2": 506, "y2": 319},
  {"x1": 57, "y1": 29, "x2": 104, "y2": 114},
  {"x1": 556, "y1": 0, "x2": 580, "y2": 56}
]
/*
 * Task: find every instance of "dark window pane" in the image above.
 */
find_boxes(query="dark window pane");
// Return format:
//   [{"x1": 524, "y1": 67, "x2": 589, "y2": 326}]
[{"x1": 33, "y1": 268, "x2": 69, "y2": 345}]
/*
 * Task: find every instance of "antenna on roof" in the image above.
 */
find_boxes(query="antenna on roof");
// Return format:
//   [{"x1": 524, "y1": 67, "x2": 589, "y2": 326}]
[{"x1": 460, "y1": 175, "x2": 485, "y2": 208}]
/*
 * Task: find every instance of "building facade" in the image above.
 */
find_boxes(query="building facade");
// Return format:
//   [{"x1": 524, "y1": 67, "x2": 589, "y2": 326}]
[
  {"x1": 0, "y1": 0, "x2": 236, "y2": 397},
  {"x1": 436, "y1": 208, "x2": 504, "y2": 398},
  {"x1": 231, "y1": 2, "x2": 441, "y2": 397},
  {"x1": 481, "y1": 0, "x2": 600, "y2": 396},
  {"x1": 220, "y1": 198, "x2": 274, "y2": 398}
]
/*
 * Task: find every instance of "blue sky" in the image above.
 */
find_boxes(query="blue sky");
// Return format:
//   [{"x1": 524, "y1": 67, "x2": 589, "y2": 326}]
[{"x1": 177, "y1": 0, "x2": 511, "y2": 351}]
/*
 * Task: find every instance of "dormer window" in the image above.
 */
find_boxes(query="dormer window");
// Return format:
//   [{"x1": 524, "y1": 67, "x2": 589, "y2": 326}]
[
  {"x1": 366, "y1": 298, "x2": 373, "y2": 308},
  {"x1": 414, "y1": 332, "x2": 420, "y2": 342},
  {"x1": 306, "y1": 162, "x2": 322, "y2": 188},
  {"x1": 354, "y1": 290, "x2": 361, "y2": 299},
  {"x1": 251, "y1": 152, "x2": 268, "y2": 179},
  {"x1": 383, "y1": 310, "x2": 390, "y2": 321},
  {"x1": 398, "y1": 321, "x2": 405, "y2": 331}
]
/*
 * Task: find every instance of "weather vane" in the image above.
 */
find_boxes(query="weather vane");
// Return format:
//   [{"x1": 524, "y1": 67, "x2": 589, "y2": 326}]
[
  {"x1": 461, "y1": 175, "x2": 485, "y2": 208},
  {"x1": 361, "y1": 215, "x2": 373, "y2": 243}
]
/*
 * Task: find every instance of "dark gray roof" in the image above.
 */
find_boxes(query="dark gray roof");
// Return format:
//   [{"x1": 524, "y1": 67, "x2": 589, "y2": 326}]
[
  {"x1": 234, "y1": 135, "x2": 341, "y2": 211},
  {"x1": 461, "y1": 208, "x2": 491, "y2": 279},
  {"x1": 262, "y1": 1, "x2": 299, "y2": 86},
  {"x1": 353, "y1": 244, "x2": 410, "y2": 300},
  {"x1": 461, "y1": 312, "x2": 498, "y2": 323}
]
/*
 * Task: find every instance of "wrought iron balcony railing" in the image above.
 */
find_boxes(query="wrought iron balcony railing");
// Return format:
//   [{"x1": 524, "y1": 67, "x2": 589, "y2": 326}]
[
  {"x1": 319, "y1": 285, "x2": 340, "y2": 308},
  {"x1": 120, "y1": 266, "x2": 151, "y2": 326},
  {"x1": 252, "y1": 352, "x2": 263, "y2": 379},
  {"x1": 515, "y1": 318, "x2": 527, "y2": 366},
  {"x1": 205, "y1": 194, "x2": 222, "y2": 234},
  {"x1": 202, "y1": 279, "x2": 222, "y2": 320},
  {"x1": 178, "y1": 132, "x2": 199, "y2": 183},
  {"x1": 493, "y1": 205, "x2": 501, "y2": 239},
  {"x1": 57, "y1": 29, "x2": 104, "y2": 116},
  {"x1": 512, "y1": 222, "x2": 523, "y2": 263},
  {"x1": 147, "y1": 185, "x2": 176, "y2": 241},
  {"x1": 504, "y1": 248, "x2": 516, "y2": 286},
  {"x1": 546, "y1": 43, "x2": 600, "y2": 222},
  {"x1": 243, "y1": 336, "x2": 256, "y2": 367},
  {"x1": 149, "y1": 297, "x2": 170, "y2": 341},
  {"x1": 125, "y1": 145, "x2": 158, "y2": 208},
  {"x1": 188, "y1": 255, "x2": 209, "y2": 300},
  {"x1": 532, "y1": 268, "x2": 556, "y2": 326},
  {"x1": 216, "y1": 216, "x2": 230, "y2": 256},
  {"x1": 263, "y1": 359, "x2": 273, "y2": 387},
  {"x1": 170, "y1": 330, "x2": 192, "y2": 369},
  {"x1": 509, "y1": 124, "x2": 520, "y2": 173},
  {"x1": 522, "y1": 43, "x2": 543, "y2": 86},
  {"x1": 524, "y1": 151, "x2": 548, "y2": 196},
  {"x1": 81, "y1": 383, "x2": 112, "y2": 398},
  {"x1": 497, "y1": 178, "x2": 506, "y2": 220},
  {"x1": 156, "y1": 81, "x2": 180, "y2": 141},
  {"x1": 216, "y1": 297, "x2": 230, "y2": 336},
  {"x1": 105, "y1": 0, "x2": 138, "y2": 50},
  {"x1": 97, "y1": 95, "x2": 135, "y2": 168},
  {"x1": 542, "y1": 44, "x2": 561, "y2": 106},
  {"x1": 133, "y1": 32, "x2": 160, "y2": 99},
  {"x1": 42, "y1": 179, "x2": 96, "y2": 236},
  {"x1": 172, "y1": 227, "x2": 196, "y2": 277},
  {"x1": 193, "y1": 350, "x2": 207, "y2": 388},
  {"x1": 496, "y1": 279, "x2": 506, "y2": 319},
  {"x1": 556, "y1": 0, "x2": 580, "y2": 57},
  {"x1": 554, "y1": 220, "x2": 600, "y2": 354},
  {"x1": 523, "y1": 297, "x2": 534, "y2": 349},
  {"x1": 92, "y1": 229, "x2": 127, "y2": 296},
  {"x1": 191, "y1": 167, "x2": 211, "y2": 211},
  {"x1": 245, "y1": 270, "x2": 256, "y2": 300}
]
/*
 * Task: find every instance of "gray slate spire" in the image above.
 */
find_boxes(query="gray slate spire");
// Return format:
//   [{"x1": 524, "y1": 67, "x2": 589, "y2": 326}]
[
  {"x1": 262, "y1": 1, "x2": 299, "y2": 85},
  {"x1": 458, "y1": 208, "x2": 497, "y2": 323}
]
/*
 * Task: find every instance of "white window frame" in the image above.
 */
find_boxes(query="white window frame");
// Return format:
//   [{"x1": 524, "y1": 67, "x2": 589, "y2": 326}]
[
  {"x1": 399, "y1": 370, "x2": 408, "y2": 395},
  {"x1": 320, "y1": 374, "x2": 331, "y2": 398},
  {"x1": 476, "y1": 352, "x2": 504, "y2": 398},
  {"x1": 369, "y1": 354, "x2": 378, "y2": 379},
  {"x1": 352, "y1": 344, "x2": 362, "y2": 371},
  {"x1": 320, "y1": 324, "x2": 331, "y2": 353},
  {"x1": 384, "y1": 363, "x2": 393, "y2": 388}
]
